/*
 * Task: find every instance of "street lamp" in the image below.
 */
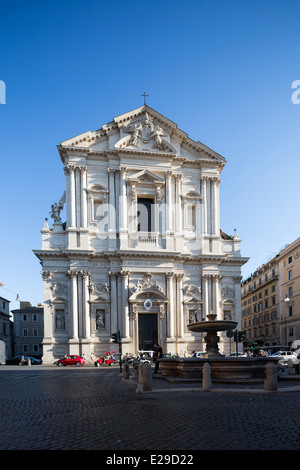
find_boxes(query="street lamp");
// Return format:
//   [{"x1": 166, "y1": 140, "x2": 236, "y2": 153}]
[
  {"x1": 284, "y1": 295, "x2": 290, "y2": 346},
  {"x1": 0, "y1": 283, "x2": 20, "y2": 301}
]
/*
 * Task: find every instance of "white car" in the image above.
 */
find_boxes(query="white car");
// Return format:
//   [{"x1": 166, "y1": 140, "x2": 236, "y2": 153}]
[
  {"x1": 195, "y1": 352, "x2": 206, "y2": 358},
  {"x1": 227, "y1": 352, "x2": 247, "y2": 357},
  {"x1": 271, "y1": 351, "x2": 299, "y2": 364}
]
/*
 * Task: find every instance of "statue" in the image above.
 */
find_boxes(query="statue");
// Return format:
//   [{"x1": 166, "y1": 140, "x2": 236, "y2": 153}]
[
  {"x1": 49, "y1": 192, "x2": 66, "y2": 223},
  {"x1": 150, "y1": 126, "x2": 166, "y2": 149}
]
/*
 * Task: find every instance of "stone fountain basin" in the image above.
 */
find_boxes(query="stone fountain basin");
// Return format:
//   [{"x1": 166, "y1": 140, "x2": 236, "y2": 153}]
[
  {"x1": 159, "y1": 356, "x2": 280, "y2": 381},
  {"x1": 188, "y1": 320, "x2": 238, "y2": 333}
]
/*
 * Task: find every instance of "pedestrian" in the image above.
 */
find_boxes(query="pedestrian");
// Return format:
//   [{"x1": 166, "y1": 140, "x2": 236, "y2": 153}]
[{"x1": 153, "y1": 343, "x2": 163, "y2": 374}]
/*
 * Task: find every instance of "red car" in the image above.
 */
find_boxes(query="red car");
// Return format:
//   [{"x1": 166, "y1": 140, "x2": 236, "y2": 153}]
[
  {"x1": 94, "y1": 352, "x2": 117, "y2": 367},
  {"x1": 56, "y1": 355, "x2": 85, "y2": 367}
]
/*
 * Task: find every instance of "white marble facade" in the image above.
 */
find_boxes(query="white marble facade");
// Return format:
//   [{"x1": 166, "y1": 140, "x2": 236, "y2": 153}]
[{"x1": 34, "y1": 105, "x2": 248, "y2": 364}]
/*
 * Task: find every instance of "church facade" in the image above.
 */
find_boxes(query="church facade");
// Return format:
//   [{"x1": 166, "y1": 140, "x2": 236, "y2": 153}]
[{"x1": 34, "y1": 105, "x2": 248, "y2": 364}]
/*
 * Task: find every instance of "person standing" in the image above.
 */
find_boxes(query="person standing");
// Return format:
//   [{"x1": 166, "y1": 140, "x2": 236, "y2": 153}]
[{"x1": 153, "y1": 343, "x2": 163, "y2": 374}]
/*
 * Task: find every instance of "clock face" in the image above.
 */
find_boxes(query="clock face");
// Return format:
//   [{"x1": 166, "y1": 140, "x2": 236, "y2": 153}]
[{"x1": 144, "y1": 299, "x2": 152, "y2": 311}]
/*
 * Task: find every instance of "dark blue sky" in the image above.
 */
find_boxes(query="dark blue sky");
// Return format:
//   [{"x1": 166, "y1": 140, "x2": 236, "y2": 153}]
[{"x1": 1, "y1": 0, "x2": 300, "y2": 308}]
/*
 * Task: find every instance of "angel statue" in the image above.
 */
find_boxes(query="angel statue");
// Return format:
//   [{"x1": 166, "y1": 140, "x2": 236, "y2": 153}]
[
  {"x1": 49, "y1": 191, "x2": 66, "y2": 223},
  {"x1": 122, "y1": 122, "x2": 142, "y2": 147},
  {"x1": 150, "y1": 126, "x2": 166, "y2": 149}
]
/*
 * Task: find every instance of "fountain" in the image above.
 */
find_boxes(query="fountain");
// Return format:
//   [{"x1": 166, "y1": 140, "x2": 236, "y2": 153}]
[
  {"x1": 187, "y1": 313, "x2": 237, "y2": 358},
  {"x1": 159, "y1": 313, "x2": 279, "y2": 382}
]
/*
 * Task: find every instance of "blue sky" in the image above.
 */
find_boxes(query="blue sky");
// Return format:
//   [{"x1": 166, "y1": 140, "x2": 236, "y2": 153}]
[{"x1": 1, "y1": 0, "x2": 300, "y2": 312}]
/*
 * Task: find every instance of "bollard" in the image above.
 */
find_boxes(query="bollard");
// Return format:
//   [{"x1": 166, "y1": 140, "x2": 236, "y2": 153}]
[
  {"x1": 142, "y1": 362, "x2": 153, "y2": 391},
  {"x1": 202, "y1": 362, "x2": 212, "y2": 390},
  {"x1": 123, "y1": 361, "x2": 129, "y2": 379},
  {"x1": 287, "y1": 359, "x2": 296, "y2": 375},
  {"x1": 27, "y1": 358, "x2": 31, "y2": 367},
  {"x1": 138, "y1": 362, "x2": 144, "y2": 384},
  {"x1": 264, "y1": 362, "x2": 277, "y2": 391}
]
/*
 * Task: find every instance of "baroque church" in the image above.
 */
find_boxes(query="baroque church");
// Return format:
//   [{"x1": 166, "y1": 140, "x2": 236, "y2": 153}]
[{"x1": 34, "y1": 104, "x2": 248, "y2": 364}]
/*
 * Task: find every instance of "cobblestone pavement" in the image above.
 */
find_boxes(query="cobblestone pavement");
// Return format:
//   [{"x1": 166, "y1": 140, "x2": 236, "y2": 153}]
[{"x1": 0, "y1": 366, "x2": 300, "y2": 451}]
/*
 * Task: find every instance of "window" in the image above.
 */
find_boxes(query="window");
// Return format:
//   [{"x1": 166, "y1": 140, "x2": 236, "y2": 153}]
[
  {"x1": 33, "y1": 329, "x2": 38, "y2": 337},
  {"x1": 265, "y1": 326, "x2": 269, "y2": 336},
  {"x1": 288, "y1": 286, "x2": 293, "y2": 298},
  {"x1": 137, "y1": 198, "x2": 154, "y2": 232},
  {"x1": 288, "y1": 256, "x2": 292, "y2": 264},
  {"x1": 258, "y1": 302, "x2": 263, "y2": 311},
  {"x1": 289, "y1": 306, "x2": 293, "y2": 317},
  {"x1": 23, "y1": 329, "x2": 28, "y2": 337},
  {"x1": 23, "y1": 314, "x2": 27, "y2": 322},
  {"x1": 32, "y1": 314, "x2": 38, "y2": 322},
  {"x1": 272, "y1": 295, "x2": 276, "y2": 305},
  {"x1": 289, "y1": 328, "x2": 294, "y2": 337},
  {"x1": 288, "y1": 270, "x2": 293, "y2": 281}
]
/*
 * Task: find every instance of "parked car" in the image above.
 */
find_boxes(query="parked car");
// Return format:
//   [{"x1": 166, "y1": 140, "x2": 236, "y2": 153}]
[
  {"x1": 56, "y1": 355, "x2": 85, "y2": 367},
  {"x1": 227, "y1": 352, "x2": 248, "y2": 357},
  {"x1": 6, "y1": 355, "x2": 42, "y2": 365},
  {"x1": 195, "y1": 352, "x2": 206, "y2": 358},
  {"x1": 26, "y1": 356, "x2": 42, "y2": 364},
  {"x1": 271, "y1": 351, "x2": 299, "y2": 364}
]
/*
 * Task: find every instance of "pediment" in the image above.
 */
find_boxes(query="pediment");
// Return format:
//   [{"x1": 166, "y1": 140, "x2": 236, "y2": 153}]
[
  {"x1": 127, "y1": 169, "x2": 165, "y2": 185},
  {"x1": 58, "y1": 105, "x2": 226, "y2": 166}
]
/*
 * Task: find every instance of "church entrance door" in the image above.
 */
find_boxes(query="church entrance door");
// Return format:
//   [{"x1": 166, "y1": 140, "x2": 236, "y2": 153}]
[{"x1": 138, "y1": 313, "x2": 158, "y2": 351}]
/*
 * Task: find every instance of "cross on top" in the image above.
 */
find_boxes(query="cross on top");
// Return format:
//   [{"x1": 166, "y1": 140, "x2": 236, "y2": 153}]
[{"x1": 141, "y1": 92, "x2": 149, "y2": 105}]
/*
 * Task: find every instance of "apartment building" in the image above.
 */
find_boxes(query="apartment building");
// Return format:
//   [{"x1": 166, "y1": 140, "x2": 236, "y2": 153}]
[
  {"x1": 278, "y1": 237, "x2": 300, "y2": 347},
  {"x1": 241, "y1": 236, "x2": 300, "y2": 350},
  {"x1": 11, "y1": 302, "x2": 44, "y2": 358},
  {"x1": 0, "y1": 296, "x2": 13, "y2": 357},
  {"x1": 241, "y1": 256, "x2": 280, "y2": 349}
]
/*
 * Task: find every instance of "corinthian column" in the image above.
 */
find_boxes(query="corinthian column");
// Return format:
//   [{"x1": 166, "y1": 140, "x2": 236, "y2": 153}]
[
  {"x1": 82, "y1": 271, "x2": 90, "y2": 337},
  {"x1": 166, "y1": 171, "x2": 173, "y2": 231},
  {"x1": 212, "y1": 274, "x2": 222, "y2": 319},
  {"x1": 119, "y1": 166, "x2": 127, "y2": 231},
  {"x1": 109, "y1": 272, "x2": 118, "y2": 334},
  {"x1": 108, "y1": 168, "x2": 116, "y2": 232},
  {"x1": 121, "y1": 270, "x2": 130, "y2": 338},
  {"x1": 69, "y1": 165, "x2": 76, "y2": 228},
  {"x1": 167, "y1": 272, "x2": 175, "y2": 338},
  {"x1": 68, "y1": 270, "x2": 78, "y2": 338},
  {"x1": 176, "y1": 273, "x2": 184, "y2": 337},
  {"x1": 201, "y1": 176, "x2": 207, "y2": 235},
  {"x1": 80, "y1": 167, "x2": 88, "y2": 228},
  {"x1": 202, "y1": 274, "x2": 209, "y2": 318}
]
